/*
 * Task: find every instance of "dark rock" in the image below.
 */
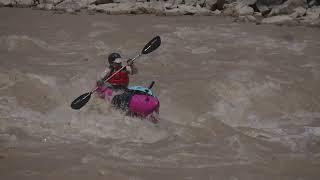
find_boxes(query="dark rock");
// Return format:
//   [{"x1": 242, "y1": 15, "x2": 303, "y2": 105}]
[
  {"x1": 206, "y1": 0, "x2": 225, "y2": 11},
  {"x1": 90, "y1": 0, "x2": 113, "y2": 5}
]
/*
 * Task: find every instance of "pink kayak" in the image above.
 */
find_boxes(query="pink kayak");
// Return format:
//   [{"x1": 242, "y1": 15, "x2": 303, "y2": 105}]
[{"x1": 95, "y1": 84, "x2": 160, "y2": 122}]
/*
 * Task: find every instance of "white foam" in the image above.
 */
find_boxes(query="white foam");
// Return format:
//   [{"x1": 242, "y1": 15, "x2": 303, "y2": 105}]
[
  {"x1": 26, "y1": 74, "x2": 57, "y2": 87},
  {"x1": 88, "y1": 30, "x2": 110, "y2": 38},
  {"x1": 0, "y1": 35, "x2": 56, "y2": 51},
  {"x1": 188, "y1": 46, "x2": 216, "y2": 54}
]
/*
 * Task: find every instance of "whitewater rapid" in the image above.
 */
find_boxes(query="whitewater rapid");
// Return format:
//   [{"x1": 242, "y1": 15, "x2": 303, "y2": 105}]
[{"x1": 1, "y1": 8, "x2": 320, "y2": 180}]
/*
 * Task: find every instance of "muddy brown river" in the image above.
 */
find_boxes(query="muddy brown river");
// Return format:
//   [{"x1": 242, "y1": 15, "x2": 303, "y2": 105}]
[{"x1": 0, "y1": 7, "x2": 320, "y2": 180}]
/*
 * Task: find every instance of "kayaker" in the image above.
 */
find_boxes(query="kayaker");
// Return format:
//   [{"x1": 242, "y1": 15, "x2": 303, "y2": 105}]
[{"x1": 97, "y1": 52, "x2": 138, "y2": 89}]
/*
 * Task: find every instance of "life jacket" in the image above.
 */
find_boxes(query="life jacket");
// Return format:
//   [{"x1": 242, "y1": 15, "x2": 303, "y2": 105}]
[{"x1": 107, "y1": 67, "x2": 129, "y2": 87}]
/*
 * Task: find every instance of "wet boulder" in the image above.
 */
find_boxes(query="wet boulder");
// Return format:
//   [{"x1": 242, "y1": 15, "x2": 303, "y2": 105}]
[
  {"x1": 268, "y1": 0, "x2": 308, "y2": 16},
  {"x1": 205, "y1": 0, "x2": 225, "y2": 11},
  {"x1": 299, "y1": 5, "x2": 320, "y2": 24},
  {"x1": 90, "y1": 0, "x2": 113, "y2": 5},
  {"x1": 223, "y1": 0, "x2": 255, "y2": 16},
  {"x1": 165, "y1": 4, "x2": 211, "y2": 16},
  {"x1": 261, "y1": 14, "x2": 295, "y2": 24},
  {"x1": 132, "y1": 2, "x2": 165, "y2": 15},
  {"x1": 236, "y1": 14, "x2": 257, "y2": 22},
  {"x1": 305, "y1": 4, "x2": 320, "y2": 19},
  {"x1": 54, "y1": 0, "x2": 94, "y2": 11},
  {"x1": 223, "y1": 0, "x2": 285, "y2": 17},
  {"x1": 307, "y1": 0, "x2": 320, "y2": 7},
  {"x1": 89, "y1": 2, "x2": 164, "y2": 15},
  {"x1": 88, "y1": 2, "x2": 134, "y2": 14},
  {"x1": 0, "y1": 0, "x2": 35, "y2": 7},
  {"x1": 289, "y1": 6, "x2": 307, "y2": 18},
  {"x1": 0, "y1": 0, "x2": 11, "y2": 7},
  {"x1": 36, "y1": 3, "x2": 54, "y2": 10},
  {"x1": 236, "y1": 4, "x2": 254, "y2": 15}
]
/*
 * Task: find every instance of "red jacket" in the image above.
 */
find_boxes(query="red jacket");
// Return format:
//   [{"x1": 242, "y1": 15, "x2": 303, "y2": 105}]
[{"x1": 107, "y1": 68, "x2": 129, "y2": 87}]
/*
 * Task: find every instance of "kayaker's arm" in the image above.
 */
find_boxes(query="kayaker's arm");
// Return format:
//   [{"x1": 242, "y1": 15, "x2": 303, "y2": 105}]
[{"x1": 126, "y1": 59, "x2": 138, "y2": 75}]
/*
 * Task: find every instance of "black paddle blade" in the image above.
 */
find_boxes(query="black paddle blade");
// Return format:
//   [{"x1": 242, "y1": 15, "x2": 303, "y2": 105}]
[
  {"x1": 71, "y1": 92, "x2": 92, "y2": 110},
  {"x1": 141, "y1": 36, "x2": 161, "y2": 54}
]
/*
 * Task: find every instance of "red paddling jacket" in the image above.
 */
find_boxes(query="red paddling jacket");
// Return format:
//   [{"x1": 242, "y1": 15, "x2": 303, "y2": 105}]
[
  {"x1": 107, "y1": 67, "x2": 130, "y2": 87},
  {"x1": 99, "y1": 62, "x2": 138, "y2": 88}
]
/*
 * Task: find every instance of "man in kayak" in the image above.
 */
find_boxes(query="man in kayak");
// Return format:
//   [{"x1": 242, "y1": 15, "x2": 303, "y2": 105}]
[
  {"x1": 96, "y1": 52, "x2": 138, "y2": 111},
  {"x1": 95, "y1": 53, "x2": 159, "y2": 123},
  {"x1": 97, "y1": 52, "x2": 138, "y2": 89}
]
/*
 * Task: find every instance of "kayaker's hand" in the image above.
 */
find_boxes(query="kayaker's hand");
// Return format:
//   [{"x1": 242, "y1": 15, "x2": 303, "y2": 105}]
[
  {"x1": 127, "y1": 59, "x2": 134, "y2": 66},
  {"x1": 97, "y1": 79, "x2": 104, "y2": 86}
]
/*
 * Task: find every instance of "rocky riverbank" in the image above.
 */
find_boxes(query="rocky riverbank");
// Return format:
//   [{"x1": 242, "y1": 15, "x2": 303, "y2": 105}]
[{"x1": 0, "y1": 0, "x2": 319, "y2": 27}]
